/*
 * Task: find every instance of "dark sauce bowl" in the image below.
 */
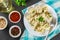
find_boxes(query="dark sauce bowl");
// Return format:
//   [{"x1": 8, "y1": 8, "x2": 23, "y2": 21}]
[{"x1": 9, "y1": 25, "x2": 21, "y2": 38}]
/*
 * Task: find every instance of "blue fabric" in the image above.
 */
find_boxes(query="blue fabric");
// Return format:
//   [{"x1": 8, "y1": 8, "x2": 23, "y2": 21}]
[{"x1": 20, "y1": 0, "x2": 60, "y2": 40}]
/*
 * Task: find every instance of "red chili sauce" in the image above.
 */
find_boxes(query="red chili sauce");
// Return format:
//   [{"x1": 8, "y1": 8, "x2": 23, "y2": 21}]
[{"x1": 10, "y1": 12, "x2": 20, "y2": 22}]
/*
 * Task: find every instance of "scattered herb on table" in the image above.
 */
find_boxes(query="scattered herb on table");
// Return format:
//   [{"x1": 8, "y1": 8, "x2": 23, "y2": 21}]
[{"x1": 14, "y1": 0, "x2": 26, "y2": 6}]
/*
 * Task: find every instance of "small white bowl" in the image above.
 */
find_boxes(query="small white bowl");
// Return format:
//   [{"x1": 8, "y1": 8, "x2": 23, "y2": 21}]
[
  {"x1": 9, "y1": 11, "x2": 21, "y2": 23},
  {"x1": 0, "y1": 16, "x2": 8, "y2": 30},
  {"x1": 9, "y1": 25, "x2": 21, "y2": 38}
]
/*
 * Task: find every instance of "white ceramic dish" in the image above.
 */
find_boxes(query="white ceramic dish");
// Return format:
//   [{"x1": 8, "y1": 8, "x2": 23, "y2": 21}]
[
  {"x1": 24, "y1": 2, "x2": 58, "y2": 37},
  {"x1": 9, "y1": 25, "x2": 21, "y2": 38},
  {"x1": 0, "y1": 16, "x2": 8, "y2": 30},
  {"x1": 9, "y1": 11, "x2": 21, "y2": 23}
]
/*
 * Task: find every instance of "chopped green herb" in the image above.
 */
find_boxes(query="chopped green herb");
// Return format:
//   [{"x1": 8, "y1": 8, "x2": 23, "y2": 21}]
[
  {"x1": 49, "y1": 15, "x2": 52, "y2": 17},
  {"x1": 38, "y1": 16, "x2": 44, "y2": 22},
  {"x1": 32, "y1": 11, "x2": 35, "y2": 13}
]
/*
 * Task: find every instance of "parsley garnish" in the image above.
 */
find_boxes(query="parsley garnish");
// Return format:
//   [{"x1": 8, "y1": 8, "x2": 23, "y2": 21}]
[{"x1": 38, "y1": 16, "x2": 44, "y2": 22}]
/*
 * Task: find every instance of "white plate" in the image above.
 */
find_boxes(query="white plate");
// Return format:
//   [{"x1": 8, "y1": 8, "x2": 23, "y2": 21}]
[{"x1": 24, "y1": 1, "x2": 58, "y2": 37}]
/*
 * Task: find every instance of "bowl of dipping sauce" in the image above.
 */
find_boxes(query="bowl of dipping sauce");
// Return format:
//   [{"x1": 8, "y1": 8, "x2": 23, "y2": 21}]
[
  {"x1": 9, "y1": 25, "x2": 21, "y2": 38},
  {"x1": 9, "y1": 11, "x2": 21, "y2": 23},
  {"x1": 0, "y1": 16, "x2": 8, "y2": 30}
]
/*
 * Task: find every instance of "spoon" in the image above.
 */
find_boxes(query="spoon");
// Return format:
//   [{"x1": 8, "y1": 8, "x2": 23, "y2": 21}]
[{"x1": 45, "y1": 18, "x2": 56, "y2": 40}]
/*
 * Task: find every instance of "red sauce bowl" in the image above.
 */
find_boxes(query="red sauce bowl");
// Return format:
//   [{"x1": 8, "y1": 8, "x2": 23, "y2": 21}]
[{"x1": 9, "y1": 11, "x2": 21, "y2": 23}]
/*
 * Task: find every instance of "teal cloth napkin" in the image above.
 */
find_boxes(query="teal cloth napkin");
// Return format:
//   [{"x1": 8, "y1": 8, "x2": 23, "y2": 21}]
[{"x1": 20, "y1": 0, "x2": 60, "y2": 40}]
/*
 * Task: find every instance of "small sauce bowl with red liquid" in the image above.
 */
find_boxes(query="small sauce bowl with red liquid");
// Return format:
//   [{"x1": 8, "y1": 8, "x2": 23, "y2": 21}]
[
  {"x1": 9, "y1": 25, "x2": 21, "y2": 38},
  {"x1": 9, "y1": 11, "x2": 21, "y2": 23}
]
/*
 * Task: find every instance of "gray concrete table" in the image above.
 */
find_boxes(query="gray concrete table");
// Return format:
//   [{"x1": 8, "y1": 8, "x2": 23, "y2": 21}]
[{"x1": 0, "y1": 0, "x2": 60, "y2": 40}]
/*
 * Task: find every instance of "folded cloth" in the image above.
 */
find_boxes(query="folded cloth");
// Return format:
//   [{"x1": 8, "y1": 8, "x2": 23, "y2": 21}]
[{"x1": 20, "y1": 0, "x2": 60, "y2": 40}]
